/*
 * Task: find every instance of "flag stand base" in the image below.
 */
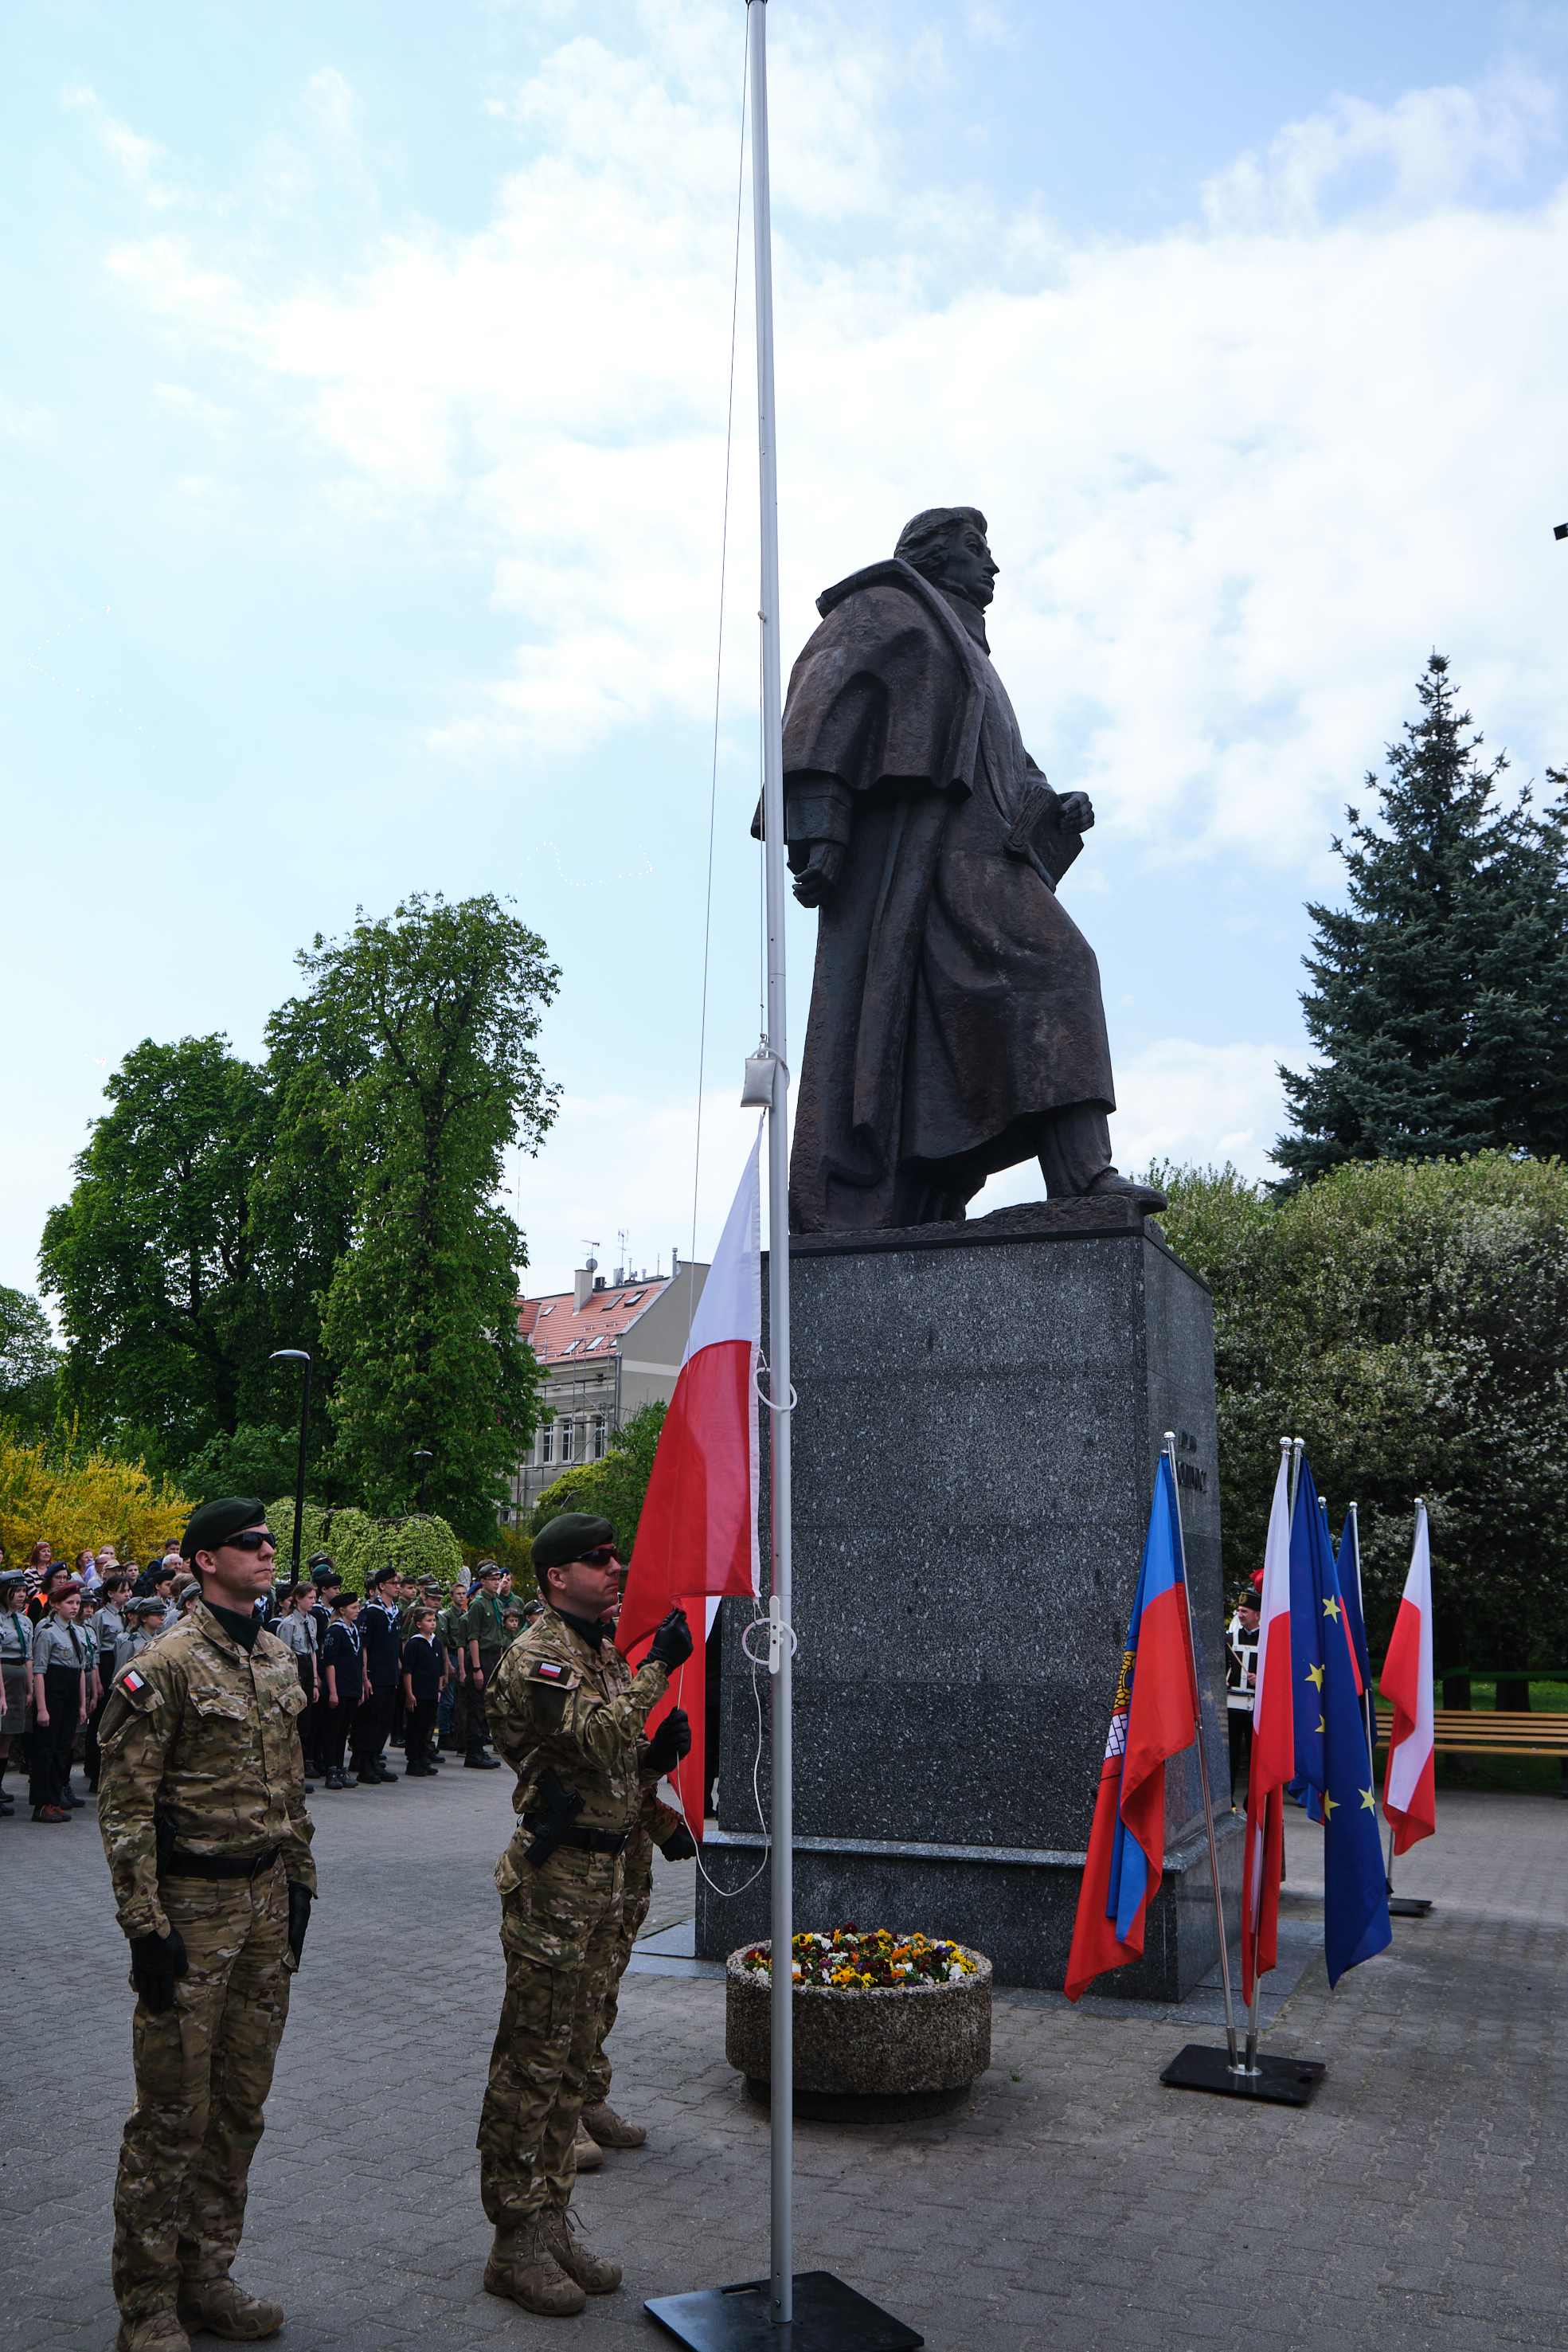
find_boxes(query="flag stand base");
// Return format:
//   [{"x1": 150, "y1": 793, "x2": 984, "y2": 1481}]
[
  {"x1": 1159, "y1": 2043, "x2": 1326, "y2": 2105},
  {"x1": 1388, "y1": 1895, "x2": 1433, "y2": 1918},
  {"x1": 646, "y1": 2271, "x2": 924, "y2": 2349}
]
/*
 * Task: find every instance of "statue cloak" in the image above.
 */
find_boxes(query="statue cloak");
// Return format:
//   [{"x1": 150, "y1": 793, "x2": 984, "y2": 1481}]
[{"x1": 772, "y1": 558, "x2": 1115, "y2": 1232}]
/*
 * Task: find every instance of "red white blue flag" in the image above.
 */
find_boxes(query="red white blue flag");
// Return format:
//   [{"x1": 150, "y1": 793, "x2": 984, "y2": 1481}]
[{"x1": 1065, "y1": 1452, "x2": 1198, "y2": 2000}]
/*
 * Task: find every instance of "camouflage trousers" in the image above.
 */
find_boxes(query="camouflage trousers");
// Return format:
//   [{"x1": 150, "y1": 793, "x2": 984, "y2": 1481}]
[
  {"x1": 477, "y1": 1842, "x2": 622, "y2": 2222},
  {"x1": 113, "y1": 1861, "x2": 295, "y2": 2319},
  {"x1": 583, "y1": 1836, "x2": 653, "y2": 2107}
]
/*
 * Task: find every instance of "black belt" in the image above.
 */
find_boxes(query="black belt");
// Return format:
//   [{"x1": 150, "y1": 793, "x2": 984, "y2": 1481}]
[
  {"x1": 162, "y1": 1846, "x2": 281, "y2": 1881},
  {"x1": 522, "y1": 1817, "x2": 629, "y2": 1857}
]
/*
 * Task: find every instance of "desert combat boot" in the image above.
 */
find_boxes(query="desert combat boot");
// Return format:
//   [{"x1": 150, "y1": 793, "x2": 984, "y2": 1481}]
[
  {"x1": 483, "y1": 2216, "x2": 586, "y2": 2316},
  {"x1": 116, "y1": 2315, "x2": 190, "y2": 2352},
  {"x1": 580, "y1": 2097, "x2": 646, "y2": 2148},
  {"x1": 542, "y1": 2204, "x2": 623, "y2": 2294},
  {"x1": 176, "y1": 2278, "x2": 284, "y2": 2340},
  {"x1": 571, "y1": 2116, "x2": 603, "y2": 2171}
]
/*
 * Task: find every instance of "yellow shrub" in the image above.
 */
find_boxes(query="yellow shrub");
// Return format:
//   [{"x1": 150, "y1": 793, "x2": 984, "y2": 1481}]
[{"x1": 0, "y1": 1427, "x2": 193, "y2": 1566}]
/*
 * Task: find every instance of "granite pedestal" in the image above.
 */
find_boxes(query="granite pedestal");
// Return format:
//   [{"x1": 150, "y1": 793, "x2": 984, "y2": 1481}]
[{"x1": 696, "y1": 1198, "x2": 1242, "y2": 1994}]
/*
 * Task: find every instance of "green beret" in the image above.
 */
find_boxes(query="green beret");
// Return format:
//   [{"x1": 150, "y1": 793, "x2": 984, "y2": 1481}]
[
  {"x1": 531, "y1": 1513, "x2": 615, "y2": 1573},
  {"x1": 181, "y1": 1497, "x2": 267, "y2": 1560}
]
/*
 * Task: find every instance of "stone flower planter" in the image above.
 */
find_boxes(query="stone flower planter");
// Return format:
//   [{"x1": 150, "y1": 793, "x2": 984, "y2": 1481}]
[{"x1": 725, "y1": 1941, "x2": 992, "y2": 2123}]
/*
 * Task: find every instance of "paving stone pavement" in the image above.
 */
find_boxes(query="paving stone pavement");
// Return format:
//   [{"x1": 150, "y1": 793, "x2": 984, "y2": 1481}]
[{"x1": 4, "y1": 1763, "x2": 1565, "y2": 2352}]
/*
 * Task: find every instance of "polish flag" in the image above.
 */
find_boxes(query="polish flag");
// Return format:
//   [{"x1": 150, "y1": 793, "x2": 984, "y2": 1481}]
[
  {"x1": 617, "y1": 1132, "x2": 762, "y2": 1836},
  {"x1": 1241, "y1": 1449, "x2": 1294, "y2": 2003},
  {"x1": 1381, "y1": 1503, "x2": 1437, "y2": 1857}
]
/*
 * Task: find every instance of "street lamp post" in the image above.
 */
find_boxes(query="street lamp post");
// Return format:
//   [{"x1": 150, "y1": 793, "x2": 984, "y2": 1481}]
[
  {"x1": 413, "y1": 1450, "x2": 433, "y2": 1514},
  {"x1": 268, "y1": 1351, "x2": 313, "y2": 1593}
]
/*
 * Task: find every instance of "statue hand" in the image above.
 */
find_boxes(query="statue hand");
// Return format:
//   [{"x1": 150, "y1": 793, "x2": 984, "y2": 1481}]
[
  {"x1": 1058, "y1": 791, "x2": 1094, "y2": 834},
  {"x1": 792, "y1": 841, "x2": 844, "y2": 906}
]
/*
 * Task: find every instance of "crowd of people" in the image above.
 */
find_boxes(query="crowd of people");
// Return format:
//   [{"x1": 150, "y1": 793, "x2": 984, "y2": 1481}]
[{"x1": 0, "y1": 1534, "x2": 543, "y2": 1822}]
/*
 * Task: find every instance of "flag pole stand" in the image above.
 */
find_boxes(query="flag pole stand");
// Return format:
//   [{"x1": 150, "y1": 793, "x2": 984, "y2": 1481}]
[
  {"x1": 1160, "y1": 1436, "x2": 1324, "y2": 2107},
  {"x1": 647, "y1": 14, "x2": 925, "y2": 2343}
]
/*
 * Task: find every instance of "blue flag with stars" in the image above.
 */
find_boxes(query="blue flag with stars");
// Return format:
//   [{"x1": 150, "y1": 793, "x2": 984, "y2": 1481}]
[{"x1": 1290, "y1": 1458, "x2": 1392, "y2": 1986}]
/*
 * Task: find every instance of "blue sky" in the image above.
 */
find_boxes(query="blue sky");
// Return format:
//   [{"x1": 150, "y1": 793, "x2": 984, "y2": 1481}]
[{"x1": 6, "y1": 2, "x2": 1568, "y2": 1301}]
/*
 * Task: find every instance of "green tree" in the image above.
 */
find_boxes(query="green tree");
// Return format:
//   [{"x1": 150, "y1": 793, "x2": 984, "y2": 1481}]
[
  {"x1": 279, "y1": 893, "x2": 560, "y2": 1540},
  {"x1": 0, "y1": 1286, "x2": 61, "y2": 1434},
  {"x1": 1275, "y1": 656, "x2": 1568, "y2": 1185},
  {"x1": 1156, "y1": 1153, "x2": 1568, "y2": 1682},
  {"x1": 530, "y1": 1400, "x2": 669, "y2": 1552},
  {"x1": 38, "y1": 1036, "x2": 277, "y2": 1473}
]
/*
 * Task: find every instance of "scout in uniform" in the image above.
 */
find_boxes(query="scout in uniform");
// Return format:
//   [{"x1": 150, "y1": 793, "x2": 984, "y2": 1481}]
[
  {"x1": 461, "y1": 1563, "x2": 507, "y2": 1767},
  {"x1": 30, "y1": 1574, "x2": 92, "y2": 1818},
  {"x1": 0, "y1": 1568, "x2": 33, "y2": 1814},
  {"x1": 477, "y1": 1512, "x2": 692, "y2": 2316},
  {"x1": 436, "y1": 1578, "x2": 470, "y2": 1751},
  {"x1": 96, "y1": 1497, "x2": 316, "y2": 2352}
]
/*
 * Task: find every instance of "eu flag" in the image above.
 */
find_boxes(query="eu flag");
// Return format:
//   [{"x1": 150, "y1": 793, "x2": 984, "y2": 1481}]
[{"x1": 1289, "y1": 1459, "x2": 1392, "y2": 1986}]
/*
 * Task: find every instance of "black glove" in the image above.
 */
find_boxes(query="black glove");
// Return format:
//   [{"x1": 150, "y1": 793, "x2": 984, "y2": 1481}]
[
  {"x1": 287, "y1": 1882, "x2": 313, "y2": 1966},
  {"x1": 129, "y1": 1927, "x2": 189, "y2": 2013},
  {"x1": 659, "y1": 1822, "x2": 698, "y2": 1861},
  {"x1": 648, "y1": 1607, "x2": 694, "y2": 1670},
  {"x1": 643, "y1": 1707, "x2": 692, "y2": 1778}
]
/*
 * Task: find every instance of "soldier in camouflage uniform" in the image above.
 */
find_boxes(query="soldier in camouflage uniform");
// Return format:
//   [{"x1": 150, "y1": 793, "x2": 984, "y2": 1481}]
[
  {"x1": 577, "y1": 1781, "x2": 696, "y2": 2160},
  {"x1": 97, "y1": 1498, "x2": 316, "y2": 2352},
  {"x1": 477, "y1": 1511, "x2": 693, "y2": 2317}
]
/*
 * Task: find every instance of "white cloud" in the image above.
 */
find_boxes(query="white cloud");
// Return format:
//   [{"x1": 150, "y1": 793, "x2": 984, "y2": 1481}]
[
  {"x1": 62, "y1": 82, "x2": 179, "y2": 208},
  {"x1": 85, "y1": 16, "x2": 1568, "y2": 866}
]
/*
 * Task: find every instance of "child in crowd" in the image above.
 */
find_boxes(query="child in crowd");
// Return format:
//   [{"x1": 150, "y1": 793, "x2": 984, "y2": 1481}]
[
  {"x1": 272, "y1": 1579, "x2": 320, "y2": 1794},
  {"x1": 29, "y1": 1575, "x2": 90, "y2": 1822},
  {"x1": 0, "y1": 1569, "x2": 32, "y2": 1815},
  {"x1": 401, "y1": 1604, "x2": 446, "y2": 1777},
  {"x1": 114, "y1": 1594, "x2": 171, "y2": 1677},
  {"x1": 321, "y1": 1589, "x2": 364, "y2": 1791},
  {"x1": 84, "y1": 1574, "x2": 131, "y2": 1792}
]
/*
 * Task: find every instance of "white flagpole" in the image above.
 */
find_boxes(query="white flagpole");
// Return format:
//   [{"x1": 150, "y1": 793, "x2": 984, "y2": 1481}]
[
  {"x1": 748, "y1": 0, "x2": 794, "y2": 2325},
  {"x1": 1163, "y1": 1433, "x2": 1239, "y2": 2069}
]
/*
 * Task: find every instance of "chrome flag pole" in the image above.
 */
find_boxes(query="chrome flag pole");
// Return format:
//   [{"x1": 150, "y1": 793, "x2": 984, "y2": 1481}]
[{"x1": 748, "y1": 0, "x2": 796, "y2": 2323}]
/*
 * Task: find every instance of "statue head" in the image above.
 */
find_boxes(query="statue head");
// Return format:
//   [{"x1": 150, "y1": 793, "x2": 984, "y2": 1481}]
[{"x1": 894, "y1": 506, "x2": 997, "y2": 609}]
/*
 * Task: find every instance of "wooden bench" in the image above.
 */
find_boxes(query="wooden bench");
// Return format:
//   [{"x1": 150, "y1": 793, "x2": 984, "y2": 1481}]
[{"x1": 1374, "y1": 1706, "x2": 1568, "y2": 1779}]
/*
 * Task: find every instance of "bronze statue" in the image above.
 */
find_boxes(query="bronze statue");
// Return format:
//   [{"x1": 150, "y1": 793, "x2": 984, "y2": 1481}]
[{"x1": 769, "y1": 506, "x2": 1165, "y2": 1234}]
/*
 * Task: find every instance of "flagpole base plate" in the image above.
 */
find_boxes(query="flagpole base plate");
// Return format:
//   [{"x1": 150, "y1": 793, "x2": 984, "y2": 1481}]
[
  {"x1": 1159, "y1": 2043, "x2": 1326, "y2": 2105},
  {"x1": 645, "y1": 2271, "x2": 924, "y2": 2348},
  {"x1": 1388, "y1": 1896, "x2": 1433, "y2": 1917}
]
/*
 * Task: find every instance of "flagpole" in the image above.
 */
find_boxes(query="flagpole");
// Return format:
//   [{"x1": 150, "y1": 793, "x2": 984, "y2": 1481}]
[
  {"x1": 749, "y1": 0, "x2": 794, "y2": 2327},
  {"x1": 1347, "y1": 1501, "x2": 1378, "y2": 1777},
  {"x1": 1163, "y1": 1433, "x2": 1239, "y2": 2070},
  {"x1": 1241, "y1": 1434, "x2": 1293, "y2": 2075}
]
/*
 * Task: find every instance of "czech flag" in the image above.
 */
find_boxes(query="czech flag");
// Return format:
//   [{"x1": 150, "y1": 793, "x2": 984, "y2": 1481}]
[
  {"x1": 617, "y1": 1132, "x2": 763, "y2": 1836},
  {"x1": 1065, "y1": 1453, "x2": 1198, "y2": 2000},
  {"x1": 1241, "y1": 1448, "x2": 1293, "y2": 2004},
  {"x1": 1381, "y1": 1502, "x2": 1437, "y2": 1857}
]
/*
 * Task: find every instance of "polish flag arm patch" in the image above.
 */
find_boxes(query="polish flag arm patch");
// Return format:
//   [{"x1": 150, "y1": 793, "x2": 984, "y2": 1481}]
[
  {"x1": 123, "y1": 1670, "x2": 147, "y2": 1693},
  {"x1": 535, "y1": 1661, "x2": 565, "y2": 1680}
]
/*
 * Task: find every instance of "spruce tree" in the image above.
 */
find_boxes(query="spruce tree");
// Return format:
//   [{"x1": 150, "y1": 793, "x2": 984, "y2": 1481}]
[{"x1": 1274, "y1": 656, "x2": 1568, "y2": 1185}]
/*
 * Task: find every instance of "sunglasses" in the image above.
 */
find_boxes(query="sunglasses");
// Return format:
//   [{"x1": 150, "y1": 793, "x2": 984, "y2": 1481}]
[
  {"x1": 225, "y1": 1530, "x2": 276, "y2": 1552},
  {"x1": 577, "y1": 1547, "x2": 622, "y2": 1568}
]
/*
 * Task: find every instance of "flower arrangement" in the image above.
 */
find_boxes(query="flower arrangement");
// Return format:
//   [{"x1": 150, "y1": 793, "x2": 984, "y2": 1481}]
[{"x1": 741, "y1": 1925, "x2": 977, "y2": 1990}]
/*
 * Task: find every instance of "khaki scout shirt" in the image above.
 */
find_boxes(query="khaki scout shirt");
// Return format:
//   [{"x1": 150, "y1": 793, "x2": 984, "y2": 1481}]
[
  {"x1": 96, "y1": 1599, "x2": 316, "y2": 1939},
  {"x1": 487, "y1": 1606, "x2": 668, "y2": 1874}
]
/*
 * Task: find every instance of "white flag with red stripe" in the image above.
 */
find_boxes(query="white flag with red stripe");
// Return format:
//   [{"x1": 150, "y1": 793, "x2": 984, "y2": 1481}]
[
  {"x1": 616, "y1": 1133, "x2": 762, "y2": 1836},
  {"x1": 1381, "y1": 1502, "x2": 1436, "y2": 1856},
  {"x1": 1241, "y1": 1449, "x2": 1294, "y2": 2003}
]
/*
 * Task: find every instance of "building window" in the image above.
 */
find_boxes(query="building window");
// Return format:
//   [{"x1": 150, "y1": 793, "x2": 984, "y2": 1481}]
[
  {"x1": 592, "y1": 1415, "x2": 607, "y2": 1461},
  {"x1": 561, "y1": 1419, "x2": 575, "y2": 1465},
  {"x1": 540, "y1": 1422, "x2": 554, "y2": 1466}
]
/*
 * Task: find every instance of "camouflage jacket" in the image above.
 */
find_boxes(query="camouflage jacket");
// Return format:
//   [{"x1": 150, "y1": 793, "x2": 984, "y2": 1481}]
[
  {"x1": 96, "y1": 1600, "x2": 316, "y2": 1939},
  {"x1": 488, "y1": 1608, "x2": 668, "y2": 1860}
]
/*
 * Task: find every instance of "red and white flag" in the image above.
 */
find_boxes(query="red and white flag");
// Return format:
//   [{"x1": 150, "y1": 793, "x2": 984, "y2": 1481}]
[
  {"x1": 617, "y1": 1131, "x2": 762, "y2": 1835},
  {"x1": 1241, "y1": 1448, "x2": 1294, "y2": 2003},
  {"x1": 1381, "y1": 1502, "x2": 1436, "y2": 1857}
]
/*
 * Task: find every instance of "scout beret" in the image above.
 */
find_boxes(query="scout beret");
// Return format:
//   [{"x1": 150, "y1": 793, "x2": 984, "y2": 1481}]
[
  {"x1": 330, "y1": 1589, "x2": 361, "y2": 1611},
  {"x1": 131, "y1": 1595, "x2": 169, "y2": 1617},
  {"x1": 531, "y1": 1513, "x2": 615, "y2": 1572},
  {"x1": 475, "y1": 1560, "x2": 502, "y2": 1582},
  {"x1": 181, "y1": 1497, "x2": 267, "y2": 1560},
  {"x1": 368, "y1": 1566, "x2": 399, "y2": 1588}
]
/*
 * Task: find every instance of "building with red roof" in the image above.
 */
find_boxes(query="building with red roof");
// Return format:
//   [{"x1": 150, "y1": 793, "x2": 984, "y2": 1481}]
[{"x1": 507, "y1": 1249, "x2": 709, "y2": 1527}]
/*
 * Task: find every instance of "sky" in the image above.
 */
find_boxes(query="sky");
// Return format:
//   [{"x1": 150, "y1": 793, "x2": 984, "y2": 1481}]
[{"x1": 6, "y1": 0, "x2": 1568, "y2": 1304}]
